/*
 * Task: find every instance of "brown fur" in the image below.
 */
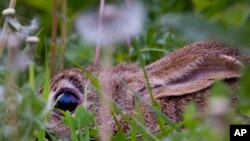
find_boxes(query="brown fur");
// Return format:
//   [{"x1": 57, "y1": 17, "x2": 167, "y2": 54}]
[{"x1": 45, "y1": 41, "x2": 249, "y2": 139}]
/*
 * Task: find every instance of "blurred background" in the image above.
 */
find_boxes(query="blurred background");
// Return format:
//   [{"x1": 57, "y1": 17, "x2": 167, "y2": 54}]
[
  {"x1": 0, "y1": 0, "x2": 250, "y2": 141},
  {"x1": 1, "y1": 0, "x2": 249, "y2": 72}
]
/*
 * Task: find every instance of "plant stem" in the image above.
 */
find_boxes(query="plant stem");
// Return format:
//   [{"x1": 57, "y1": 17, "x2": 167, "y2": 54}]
[
  {"x1": 127, "y1": 38, "x2": 131, "y2": 48},
  {"x1": 59, "y1": 0, "x2": 67, "y2": 70},
  {"x1": 0, "y1": 0, "x2": 17, "y2": 56},
  {"x1": 50, "y1": 0, "x2": 59, "y2": 76},
  {"x1": 94, "y1": 0, "x2": 105, "y2": 65},
  {"x1": 94, "y1": 46, "x2": 101, "y2": 65},
  {"x1": 97, "y1": 1, "x2": 114, "y2": 140},
  {"x1": 9, "y1": 0, "x2": 17, "y2": 8},
  {"x1": 6, "y1": 34, "x2": 20, "y2": 141}
]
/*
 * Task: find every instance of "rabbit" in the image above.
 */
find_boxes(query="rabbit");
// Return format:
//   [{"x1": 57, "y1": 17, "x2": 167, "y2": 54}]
[{"x1": 44, "y1": 41, "x2": 249, "y2": 139}]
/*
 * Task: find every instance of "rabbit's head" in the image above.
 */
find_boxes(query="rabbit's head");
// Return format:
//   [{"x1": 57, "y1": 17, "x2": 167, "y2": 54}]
[{"x1": 45, "y1": 41, "x2": 246, "y2": 139}]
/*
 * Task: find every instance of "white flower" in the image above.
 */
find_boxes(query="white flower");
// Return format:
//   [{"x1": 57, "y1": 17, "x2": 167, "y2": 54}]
[
  {"x1": 21, "y1": 18, "x2": 39, "y2": 37},
  {"x1": 75, "y1": 2, "x2": 145, "y2": 45},
  {"x1": 7, "y1": 34, "x2": 31, "y2": 71},
  {"x1": 5, "y1": 17, "x2": 39, "y2": 39}
]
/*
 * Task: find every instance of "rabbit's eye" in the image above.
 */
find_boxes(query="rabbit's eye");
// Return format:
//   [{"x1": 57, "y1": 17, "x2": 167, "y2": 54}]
[{"x1": 54, "y1": 90, "x2": 79, "y2": 112}]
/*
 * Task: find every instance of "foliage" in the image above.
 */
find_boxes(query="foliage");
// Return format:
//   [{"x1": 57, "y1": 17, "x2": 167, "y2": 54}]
[{"x1": 0, "y1": 0, "x2": 250, "y2": 141}]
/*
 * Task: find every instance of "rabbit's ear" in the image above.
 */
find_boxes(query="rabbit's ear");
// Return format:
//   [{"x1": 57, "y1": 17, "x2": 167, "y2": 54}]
[{"x1": 145, "y1": 41, "x2": 242, "y2": 99}]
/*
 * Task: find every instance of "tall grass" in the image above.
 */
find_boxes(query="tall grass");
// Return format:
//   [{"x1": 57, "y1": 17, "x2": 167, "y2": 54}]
[
  {"x1": 0, "y1": 0, "x2": 250, "y2": 141},
  {"x1": 0, "y1": 28, "x2": 250, "y2": 141}
]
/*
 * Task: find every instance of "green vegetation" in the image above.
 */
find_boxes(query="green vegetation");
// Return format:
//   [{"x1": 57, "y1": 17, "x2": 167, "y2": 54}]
[{"x1": 0, "y1": 0, "x2": 250, "y2": 141}]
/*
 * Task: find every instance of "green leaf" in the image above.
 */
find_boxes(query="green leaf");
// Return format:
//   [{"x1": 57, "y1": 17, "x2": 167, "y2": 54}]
[
  {"x1": 146, "y1": 27, "x2": 155, "y2": 47},
  {"x1": 213, "y1": 3, "x2": 250, "y2": 26},
  {"x1": 192, "y1": 0, "x2": 216, "y2": 12},
  {"x1": 24, "y1": 0, "x2": 53, "y2": 11},
  {"x1": 89, "y1": 128, "x2": 99, "y2": 139},
  {"x1": 130, "y1": 119, "x2": 137, "y2": 141},
  {"x1": 211, "y1": 81, "x2": 228, "y2": 96},
  {"x1": 158, "y1": 13, "x2": 250, "y2": 47},
  {"x1": 183, "y1": 103, "x2": 198, "y2": 130},
  {"x1": 34, "y1": 130, "x2": 46, "y2": 141},
  {"x1": 111, "y1": 130, "x2": 127, "y2": 141},
  {"x1": 42, "y1": 43, "x2": 50, "y2": 100},
  {"x1": 239, "y1": 66, "x2": 250, "y2": 116},
  {"x1": 63, "y1": 111, "x2": 78, "y2": 141}
]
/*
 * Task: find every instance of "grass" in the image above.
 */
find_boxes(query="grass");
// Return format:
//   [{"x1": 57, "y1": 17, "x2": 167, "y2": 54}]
[
  {"x1": 0, "y1": 0, "x2": 250, "y2": 141},
  {"x1": 0, "y1": 34, "x2": 250, "y2": 141}
]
